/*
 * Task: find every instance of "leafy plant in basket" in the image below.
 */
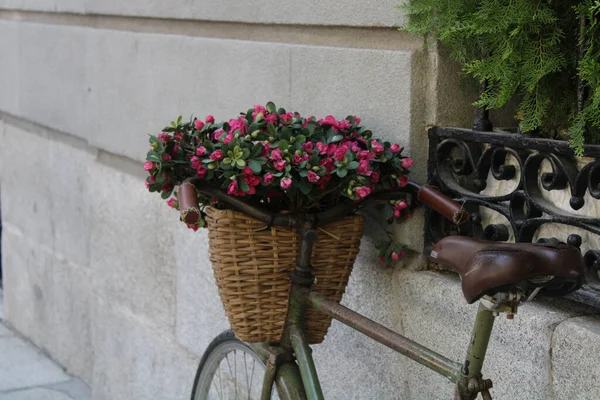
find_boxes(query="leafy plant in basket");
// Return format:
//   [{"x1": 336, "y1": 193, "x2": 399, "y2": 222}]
[{"x1": 144, "y1": 102, "x2": 414, "y2": 265}]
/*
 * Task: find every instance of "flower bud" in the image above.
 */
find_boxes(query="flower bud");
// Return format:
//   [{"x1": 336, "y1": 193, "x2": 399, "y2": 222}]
[
  {"x1": 290, "y1": 137, "x2": 295, "y2": 143},
  {"x1": 245, "y1": 136, "x2": 251, "y2": 142},
  {"x1": 207, "y1": 162, "x2": 217, "y2": 170},
  {"x1": 255, "y1": 113, "x2": 264, "y2": 122},
  {"x1": 311, "y1": 166, "x2": 321, "y2": 171},
  {"x1": 251, "y1": 130, "x2": 260, "y2": 138},
  {"x1": 295, "y1": 150, "x2": 302, "y2": 156},
  {"x1": 306, "y1": 163, "x2": 312, "y2": 169},
  {"x1": 234, "y1": 133, "x2": 240, "y2": 139}
]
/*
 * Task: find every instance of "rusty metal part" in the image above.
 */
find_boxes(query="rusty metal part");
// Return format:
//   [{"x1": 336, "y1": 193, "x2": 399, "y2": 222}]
[
  {"x1": 417, "y1": 185, "x2": 470, "y2": 225},
  {"x1": 305, "y1": 289, "x2": 463, "y2": 382}
]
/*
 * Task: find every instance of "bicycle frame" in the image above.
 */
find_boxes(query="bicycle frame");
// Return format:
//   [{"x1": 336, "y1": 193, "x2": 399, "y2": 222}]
[{"x1": 254, "y1": 222, "x2": 496, "y2": 400}]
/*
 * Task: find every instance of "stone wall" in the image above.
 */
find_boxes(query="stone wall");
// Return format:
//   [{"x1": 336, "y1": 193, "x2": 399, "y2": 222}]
[{"x1": 1, "y1": 2, "x2": 600, "y2": 400}]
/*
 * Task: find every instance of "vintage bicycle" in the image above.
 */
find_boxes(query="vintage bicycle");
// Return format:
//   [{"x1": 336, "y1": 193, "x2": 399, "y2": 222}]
[{"x1": 178, "y1": 179, "x2": 584, "y2": 400}]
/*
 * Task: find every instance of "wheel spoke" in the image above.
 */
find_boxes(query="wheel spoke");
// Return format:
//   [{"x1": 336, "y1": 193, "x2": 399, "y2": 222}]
[{"x1": 234, "y1": 349, "x2": 238, "y2": 400}]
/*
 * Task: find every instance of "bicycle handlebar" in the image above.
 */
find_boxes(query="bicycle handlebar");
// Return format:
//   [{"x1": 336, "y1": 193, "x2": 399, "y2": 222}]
[{"x1": 178, "y1": 177, "x2": 469, "y2": 228}]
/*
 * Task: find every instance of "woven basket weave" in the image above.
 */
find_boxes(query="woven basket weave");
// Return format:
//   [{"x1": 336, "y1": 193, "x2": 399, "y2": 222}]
[{"x1": 205, "y1": 207, "x2": 364, "y2": 344}]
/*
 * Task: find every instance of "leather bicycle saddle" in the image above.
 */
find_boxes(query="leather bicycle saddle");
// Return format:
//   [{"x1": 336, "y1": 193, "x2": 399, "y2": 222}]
[{"x1": 430, "y1": 237, "x2": 585, "y2": 304}]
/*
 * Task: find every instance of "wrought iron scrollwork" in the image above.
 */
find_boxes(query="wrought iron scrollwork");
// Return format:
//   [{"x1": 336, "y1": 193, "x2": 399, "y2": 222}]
[{"x1": 426, "y1": 127, "x2": 600, "y2": 296}]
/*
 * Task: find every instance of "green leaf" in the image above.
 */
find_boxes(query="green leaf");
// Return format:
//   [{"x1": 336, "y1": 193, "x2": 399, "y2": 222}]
[
  {"x1": 277, "y1": 139, "x2": 289, "y2": 150},
  {"x1": 242, "y1": 148, "x2": 251, "y2": 159},
  {"x1": 146, "y1": 152, "x2": 160, "y2": 162},
  {"x1": 176, "y1": 115, "x2": 182, "y2": 125},
  {"x1": 253, "y1": 156, "x2": 267, "y2": 165},
  {"x1": 266, "y1": 102, "x2": 277, "y2": 113},
  {"x1": 346, "y1": 161, "x2": 359, "y2": 170},
  {"x1": 336, "y1": 168, "x2": 348, "y2": 178},
  {"x1": 239, "y1": 179, "x2": 250, "y2": 192},
  {"x1": 267, "y1": 124, "x2": 277, "y2": 137},
  {"x1": 298, "y1": 180, "x2": 312, "y2": 195},
  {"x1": 248, "y1": 159, "x2": 262, "y2": 173},
  {"x1": 251, "y1": 143, "x2": 263, "y2": 158},
  {"x1": 161, "y1": 189, "x2": 173, "y2": 199},
  {"x1": 330, "y1": 134, "x2": 344, "y2": 143},
  {"x1": 295, "y1": 135, "x2": 306, "y2": 144},
  {"x1": 299, "y1": 170, "x2": 309, "y2": 177},
  {"x1": 236, "y1": 159, "x2": 246, "y2": 169}
]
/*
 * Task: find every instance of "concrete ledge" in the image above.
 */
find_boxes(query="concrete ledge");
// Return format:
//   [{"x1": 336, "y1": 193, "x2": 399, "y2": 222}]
[
  {"x1": 0, "y1": 0, "x2": 408, "y2": 27},
  {"x1": 394, "y1": 270, "x2": 600, "y2": 400}
]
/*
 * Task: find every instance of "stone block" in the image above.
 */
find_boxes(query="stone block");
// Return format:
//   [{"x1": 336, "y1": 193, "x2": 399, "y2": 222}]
[
  {"x1": 88, "y1": 161, "x2": 177, "y2": 332},
  {"x1": 16, "y1": 23, "x2": 86, "y2": 137},
  {"x1": 90, "y1": 295, "x2": 199, "y2": 400},
  {"x1": 394, "y1": 270, "x2": 597, "y2": 400},
  {"x1": 0, "y1": 336, "x2": 70, "y2": 391},
  {"x1": 0, "y1": 21, "x2": 19, "y2": 114},
  {"x1": 0, "y1": 0, "x2": 83, "y2": 13},
  {"x1": 0, "y1": 323, "x2": 13, "y2": 337},
  {"x1": 173, "y1": 224, "x2": 229, "y2": 356},
  {"x1": 289, "y1": 46, "x2": 414, "y2": 150},
  {"x1": 83, "y1": 0, "x2": 406, "y2": 27},
  {"x1": 0, "y1": 123, "x2": 93, "y2": 266},
  {"x1": 0, "y1": 388, "x2": 76, "y2": 400},
  {"x1": 1, "y1": 227, "x2": 94, "y2": 383},
  {"x1": 85, "y1": 30, "x2": 292, "y2": 161},
  {"x1": 312, "y1": 237, "x2": 409, "y2": 399},
  {"x1": 552, "y1": 315, "x2": 600, "y2": 399}
]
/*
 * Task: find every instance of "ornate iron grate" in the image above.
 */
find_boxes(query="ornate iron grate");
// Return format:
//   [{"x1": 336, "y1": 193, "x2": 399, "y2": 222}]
[{"x1": 425, "y1": 126, "x2": 600, "y2": 296}]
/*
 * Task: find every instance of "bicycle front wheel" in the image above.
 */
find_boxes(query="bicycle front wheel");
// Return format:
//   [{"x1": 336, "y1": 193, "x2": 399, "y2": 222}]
[{"x1": 191, "y1": 330, "x2": 291, "y2": 400}]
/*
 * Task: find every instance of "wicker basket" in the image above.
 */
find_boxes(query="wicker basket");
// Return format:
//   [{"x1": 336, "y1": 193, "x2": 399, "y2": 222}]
[{"x1": 205, "y1": 207, "x2": 364, "y2": 344}]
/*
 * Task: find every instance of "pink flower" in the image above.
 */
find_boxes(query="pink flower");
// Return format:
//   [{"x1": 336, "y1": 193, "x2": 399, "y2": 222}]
[
  {"x1": 244, "y1": 175, "x2": 261, "y2": 188},
  {"x1": 302, "y1": 142, "x2": 314, "y2": 152},
  {"x1": 280, "y1": 112, "x2": 293, "y2": 123},
  {"x1": 144, "y1": 161, "x2": 156, "y2": 171},
  {"x1": 394, "y1": 209, "x2": 402, "y2": 218},
  {"x1": 358, "y1": 150, "x2": 375, "y2": 161},
  {"x1": 396, "y1": 199, "x2": 408, "y2": 210},
  {"x1": 162, "y1": 154, "x2": 172, "y2": 161},
  {"x1": 265, "y1": 113, "x2": 278, "y2": 124},
  {"x1": 229, "y1": 117, "x2": 248, "y2": 135},
  {"x1": 167, "y1": 198, "x2": 177, "y2": 208},
  {"x1": 354, "y1": 186, "x2": 372, "y2": 199},
  {"x1": 316, "y1": 142, "x2": 328, "y2": 155},
  {"x1": 174, "y1": 144, "x2": 181, "y2": 153},
  {"x1": 242, "y1": 166, "x2": 254, "y2": 176},
  {"x1": 264, "y1": 173, "x2": 274, "y2": 184},
  {"x1": 214, "y1": 130, "x2": 225, "y2": 141},
  {"x1": 390, "y1": 143, "x2": 401, "y2": 153},
  {"x1": 370, "y1": 172, "x2": 380, "y2": 183},
  {"x1": 358, "y1": 160, "x2": 372, "y2": 176},
  {"x1": 149, "y1": 175, "x2": 156, "y2": 183},
  {"x1": 144, "y1": 181, "x2": 151, "y2": 189},
  {"x1": 391, "y1": 252, "x2": 400, "y2": 260},
  {"x1": 223, "y1": 132, "x2": 234, "y2": 144},
  {"x1": 196, "y1": 146, "x2": 207, "y2": 156},
  {"x1": 197, "y1": 168, "x2": 207, "y2": 178},
  {"x1": 320, "y1": 158, "x2": 335, "y2": 172},
  {"x1": 318, "y1": 115, "x2": 339, "y2": 130},
  {"x1": 175, "y1": 131, "x2": 184, "y2": 141},
  {"x1": 253, "y1": 105, "x2": 266, "y2": 115},
  {"x1": 307, "y1": 171, "x2": 320, "y2": 183},
  {"x1": 274, "y1": 160, "x2": 286, "y2": 171},
  {"x1": 353, "y1": 116, "x2": 361, "y2": 125},
  {"x1": 227, "y1": 180, "x2": 239, "y2": 195},
  {"x1": 398, "y1": 176, "x2": 409, "y2": 187},
  {"x1": 191, "y1": 156, "x2": 202, "y2": 169},
  {"x1": 318, "y1": 174, "x2": 331, "y2": 190},
  {"x1": 210, "y1": 150, "x2": 223, "y2": 161},
  {"x1": 350, "y1": 141, "x2": 361, "y2": 152},
  {"x1": 338, "y1": 120, "x2": 352, "y2": 130},
  {"x1": 280, "y1": 178, "x2": 292, "y2": 189},
  {"x1": 194, "y1": 120, "x2": 205, "y2": 130},
  {"x1": 401, "y1": 158, "x2": 414, "y2": 169},
  {"x1": 158, "y1": 132, "x2": 171, "y2": 142},
  {"x1": 206, "y1": 115, "x2": 215, "y2": 124},
  {"x1": 371, "y1": 140, "x2": 384, "y2": 153},
  {"x1": 334, "y1": 145, "x2": 348, "y2": 162},
  {"x1": 270, "y1": 148, "x2": 283, "y2": 161}
]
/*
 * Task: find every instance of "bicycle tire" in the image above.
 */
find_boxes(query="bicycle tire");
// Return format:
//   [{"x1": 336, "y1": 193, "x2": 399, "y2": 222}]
[{"x1": 190, "y1": 330, "x2": 305, "y2": 400}]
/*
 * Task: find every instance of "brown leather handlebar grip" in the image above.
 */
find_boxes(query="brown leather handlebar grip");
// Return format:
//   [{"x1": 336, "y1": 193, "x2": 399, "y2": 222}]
[
  {"x1": 417, "y1": 186, "x2": 470, "y2": 225},
  {"x1": 178, "y1": 183, "x2": 201, "y2": 226}
]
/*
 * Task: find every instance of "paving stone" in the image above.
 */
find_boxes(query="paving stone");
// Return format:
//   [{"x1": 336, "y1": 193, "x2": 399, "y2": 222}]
[
  {"x1": 0, "y1": 337, "x2": 70, "y2": 391},
  {"x1": 0, "y1": 388, "x2": 74, "y2": 400},
  {"x1": 90, "y1": 295, "x2": 199, "y2": 400},
  {"x1": 0, "y1": 323, "x2": 12, "y2": 337},
  {"x1": 1, "y1": 228, "x2": 93, "y2": 384},
  {"x1": 552, "y1": 315, "x2": 600, "y2": 399},
  {"x1": 43, "y1": 378, "x2": 92, "y2": 400}
]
